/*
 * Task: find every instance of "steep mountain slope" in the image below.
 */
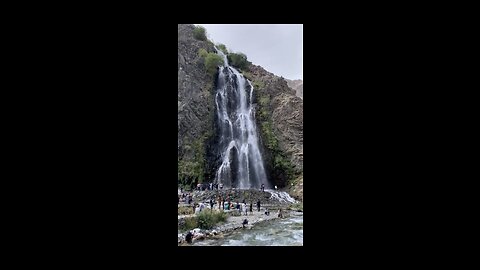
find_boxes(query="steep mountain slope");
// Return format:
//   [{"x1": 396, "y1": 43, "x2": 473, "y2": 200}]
[
  {"x1": 177, "y1": 24, "x2": 216, "y2": 186},
  {"x1": 286, "y1": 79, "x2": 303, "y2": 99},
  {"x1": 244, "y1": 66, "x2": 303, "y2": 200}
]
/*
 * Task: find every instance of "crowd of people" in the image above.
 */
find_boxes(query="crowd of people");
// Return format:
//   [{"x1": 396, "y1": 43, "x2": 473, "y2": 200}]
[
  {"x1": 179, "y1": 183, "x2": 289, "y2": 244},
  {"x1": 179, "y1": 183, "x2": 285, "y2": 219},
  {"x1": 178, "y1": 192, "x2": 193, "y2": 205},
  {"x1": 195, "y1": 183, "x2": 223, "y2": 191}
]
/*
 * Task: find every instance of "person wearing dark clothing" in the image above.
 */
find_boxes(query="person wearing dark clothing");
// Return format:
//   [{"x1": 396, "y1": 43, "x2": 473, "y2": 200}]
[
  {"x1": 210, "y1": 199, "x2": 214, "y2": 210},
  {"x1": 257, "y1": 200, "x2": 261, "y2": 212},
  {"x1": 185, "y1": 231, "x2": 193, "y2": 244},
  {"x1": 242, "y1": 219, "x2": 248, "y2": 228},
  {"x1": 261, "y1": 184, "x2": 265, "y2": 192},
  {"x1": 250, "y1": 202, "x2": 253, "y2": 213}
]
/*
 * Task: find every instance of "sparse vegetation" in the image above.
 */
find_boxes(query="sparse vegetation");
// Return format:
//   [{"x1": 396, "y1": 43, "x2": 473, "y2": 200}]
[
  {"x1": 253, "y1": 80, "x2": 265, "y2": 89},
  {"x1": 241, "y1": 71, "x2": 253, "y2": 80},
  {"x1": 289, "y1": 202, "x2": 303, "y2": 212},
  {"x1": 204, "y1": 53, "x2": 223, "y2": 76},
  {"x1": 179, "y1": 211, "x2": 228, "y2": 231},
  {"x1": 179, "y1": 217, "x2": 198, "y2": 231},
  {"x1": 193, "y1": 25, "x2": 207, "y2": 41},
  {"x1": 178, "y1": 137, "x2": 208, "y2": 187},
  {"x1": 197, "y1": 211, "x2": 228, "y2": 229},
  {"x1": 254, "y1": 81, "x2": 299, "y2": 188},
  {"x1": 228, "y1": 52, "x2": 250, "y2": 70},
  {"x1": 217, "y1": 43, "x2": 228, "y2": 54},
  {"x1": 178, "y1": 206, "x2": 194, "y2": 215},
  {"x1": 198, "y1": 48, "x2": 208, "y2": 58},
  {"x1": 198, "y1": 49, "x2": 223, "y2": 76}
]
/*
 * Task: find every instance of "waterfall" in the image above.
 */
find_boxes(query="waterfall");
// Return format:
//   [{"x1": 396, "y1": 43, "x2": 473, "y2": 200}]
[{"x1": 214, "y1": 47, "x2": 268, "y2": 189}]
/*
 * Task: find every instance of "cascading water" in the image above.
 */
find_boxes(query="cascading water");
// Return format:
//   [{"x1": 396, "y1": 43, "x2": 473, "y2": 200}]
[{"x1": 214, "y1": 47, "x2": 268, "y2": 189}]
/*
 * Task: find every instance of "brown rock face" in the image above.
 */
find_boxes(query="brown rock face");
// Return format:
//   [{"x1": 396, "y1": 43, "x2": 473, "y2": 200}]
[
  {"x1": 246, "y1": 65, "x2": 303, "y2": 200},
  {"x1": 286, "y1": 79, "x2": 303, "y2": 99},
  {"x1": 177, "y1": 24, "x2": 215, "y2": 185}
]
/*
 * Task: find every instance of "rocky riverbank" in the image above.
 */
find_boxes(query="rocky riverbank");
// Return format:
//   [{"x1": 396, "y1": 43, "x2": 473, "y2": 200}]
[
  {"x1": 178, "y1": 208, "x2": 297, "y2": 245},
  {"x1": 178, "y1": 189, "x2": 300, "y2": 245}
]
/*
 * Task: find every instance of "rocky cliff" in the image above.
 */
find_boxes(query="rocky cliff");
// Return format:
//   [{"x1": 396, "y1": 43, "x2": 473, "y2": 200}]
[
  {"x1": 178, "y1": 24, "x2": 303, "y2": 200},
  {"x1": 286, "y1": 79, "x2": 303, "y2": 99},
  {"x1": 177, "y1": 24, "x2": 215, "y2": 186},
  {"x1": 243, "y1": 66, "x2": 303, "y2": 200}
]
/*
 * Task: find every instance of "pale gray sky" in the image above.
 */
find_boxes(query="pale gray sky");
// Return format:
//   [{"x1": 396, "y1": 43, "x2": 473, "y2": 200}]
[{"x1": 195, "y1": 24, "x2": 303, "y2": 80}]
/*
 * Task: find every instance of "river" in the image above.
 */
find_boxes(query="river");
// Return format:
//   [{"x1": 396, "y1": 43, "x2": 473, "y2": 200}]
[{"x1": 192, "y1": 212, "x2": 303, "y2": 246}]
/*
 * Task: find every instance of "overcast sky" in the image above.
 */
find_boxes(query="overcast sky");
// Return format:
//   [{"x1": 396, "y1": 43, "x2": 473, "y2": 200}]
[{"x1": 195, "y1": 24, "x2": 303, "y2": 81}]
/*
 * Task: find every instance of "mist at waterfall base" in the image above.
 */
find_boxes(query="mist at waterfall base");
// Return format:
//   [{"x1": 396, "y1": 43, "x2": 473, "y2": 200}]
[{"x1": 213, "y1": 48, "x2": 269, "y2": 190}]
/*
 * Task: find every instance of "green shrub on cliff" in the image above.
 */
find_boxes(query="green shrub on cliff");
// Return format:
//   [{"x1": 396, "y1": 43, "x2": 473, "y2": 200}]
[
  {"x1": 204, "y1": 53, "x2": 223, "y2": 76},
  {"x1": 198, "y1": 49, "x2": 224, "y2": 76},
  {"x1": 254, "y1": 85, "x2": 298, "y2": 188},
  {"x1": 228, "y1": 52, "x2": 249, "y2": 70},
  {"x1": 193, "y1": 25, "x2": 207, "y2": 41},
  {"x1": 217, "y1": 43, "x2": 228, "y2": 54},
  {"x1": 198, "y1": 48, "x2": 208, "y2": 58},
  {"x1": 253, "y1": 80, "x2": 265, "y2": 89}
]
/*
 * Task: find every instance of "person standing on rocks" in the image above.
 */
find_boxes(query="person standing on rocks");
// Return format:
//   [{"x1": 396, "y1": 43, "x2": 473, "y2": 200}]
[
  {"x1": 244, "y1": 202, "x2": 248, "y2": 215},
  {"x1": 257, "y1": 200, "x2": 261, "y2": 212},
  {"x1": 261, "y1": 184, "x2": 265, "y2": 192},
  {"x1": 278, "y1": 208, "x2": 283, "y2": 218},
  {"x1": 185, "y1": 230, "x2": 193, "y2": 244},
  {"x1": 250, "y1": 202, "x2": 253, "y2": 213}
]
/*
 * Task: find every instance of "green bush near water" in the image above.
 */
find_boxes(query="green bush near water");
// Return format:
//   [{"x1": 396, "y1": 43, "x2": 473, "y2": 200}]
[
  {"x1": 198, "y1": 49, "x2": 223, "y2": 76},
  {"x1": 179, "y1": 210, "x2": 228, "y2": 231},
  {"x1": 289, "y1": 202, "x2": 303, "y2": 212},
  {"x1": 228, "y1": 52, "x2": 249, "y2": 70},
  {"x1": 197, "y1": 210, "x2": 228, "y2": 229},
  {"x1": 217, "y1": 43, "x2": 228, "y2": 54},
  {"x1": 204, "y1": 53, "x2": 224, "y2": 76},
  {"x1": 179, "y1": 217, "x2": 198, "y2": 231}
]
